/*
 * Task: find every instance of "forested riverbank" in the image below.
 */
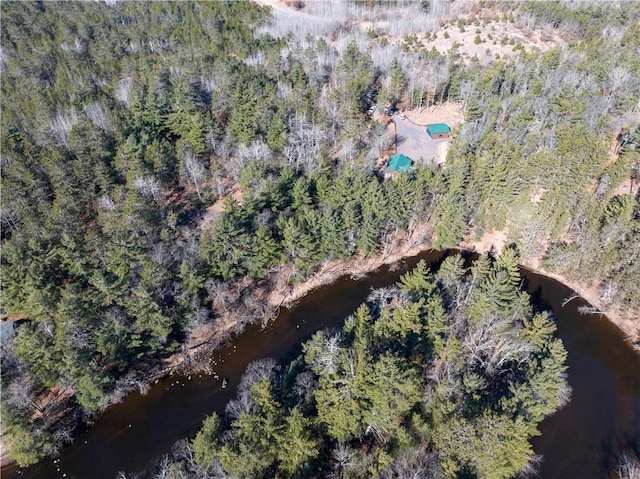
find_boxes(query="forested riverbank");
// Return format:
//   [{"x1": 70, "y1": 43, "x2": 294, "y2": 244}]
[
  {"x1": 182, "y1": 252, "x2": 572, "y2": 479},
  {"x1": 1, "y1": 0, "x2": 639, "y2": 472},
  {"x1": 3, "y1": 230, "x2": 635, "y2": 473},
  {"x1": 6, "y1": 247, "x2": 639, "y2": 479}
]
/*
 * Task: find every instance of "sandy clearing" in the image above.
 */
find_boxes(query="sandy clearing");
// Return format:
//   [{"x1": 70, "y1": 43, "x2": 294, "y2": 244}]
[
  {"x1": 460, "y1": 228, "x2": 510, "y2": 256},
  {"x1": 393, "y1": 117, "x2": 448, "y2": 166},
  {"x1": 405, "y1": 102, "x2": 465, "y2": 128},
  {"x1": 422, "y1": 18, "x2": 562, "y2": 66},
  {"x1": 254, "y1": 0, "x2": 565, "y2": 69},
  {"x1": 200, "y1": 186, "x2": 243, "y2": 230},
  {"x1": 384, "y1": 102, "x2": 464, "y2": 166}
]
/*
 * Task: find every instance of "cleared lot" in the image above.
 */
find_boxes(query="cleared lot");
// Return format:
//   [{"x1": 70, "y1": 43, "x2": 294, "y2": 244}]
[
  {"x1": 384, "y1": 102, "x2": 464, "y2": 166},
  {"x1": 393, "y1": 116, "x2": 448, "y2": 166}
]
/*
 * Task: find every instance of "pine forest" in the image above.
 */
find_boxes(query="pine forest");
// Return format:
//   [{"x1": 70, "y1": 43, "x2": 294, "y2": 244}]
[{"x1": 0, "y1": 1, "x2": 639, "y2": 477}]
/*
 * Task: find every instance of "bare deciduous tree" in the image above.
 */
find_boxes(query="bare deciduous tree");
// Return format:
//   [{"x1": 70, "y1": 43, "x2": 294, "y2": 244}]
[
  {"x1": 205, "y1": 279, "x2": 237, "y2": 313},
  {"x1": 238, "y1": 139, "x2": 272, "y2": 166},
  {"x1": 180, "y1": 151, "x2": 208, "y2": 200},
  {"x1": 600, "y1": 281, "x2": 618, "y2": 305},
  {"x1": 308, "y1": 333, "x2": 342, "y2": 376},
  {"x1": 39, "y1": 321, "x2": 55, "y2": 338},
  {"x1": 0, "y1": 207, "x2": 20, "y2": 233},
  {"x1": 84, "y1": 102, "x2": 109, "y2": 130},
  {"x1": 50, "y1": 111, "x2": 78, "y2": 148},
  {"x1": 331, "y1": 442, "x2": 355, "y2": 479},
  {"x1": 114, "y1": 77, "x2": 132, "y2": 105},
  {"x1": 380, "y1": 449, "x2": 444, "y2": 479},
  {"x1": 153, "y1": 455, "x2": 174, "y2": 479},
  {"x1": 226, "y1": 358, "x2": 279, "y2": 419},
  {"x1": 462, "y1": 313, "x2": 534, "y2": 376},
  {"x1": 617, "y1": 452, "x2": 640, "y2": 479},
  {"x1": 69, "y1": 323, "x2": 92, "y2": 349},
  {"x1": 285, "y1": 114, "x2": 325, "y2": 172},
  {"x1": 293, "y1": 370, "x2": 317, "y2": 401},
  {"x1": 134, "y1": 175, "x2": 162, "y2": 200},
  {"x1": 4, "y1": 376, "x2": 43, "y2": 413},
  {"x1": 97, "y1": 195, "x2": 116, "y2": 211}
]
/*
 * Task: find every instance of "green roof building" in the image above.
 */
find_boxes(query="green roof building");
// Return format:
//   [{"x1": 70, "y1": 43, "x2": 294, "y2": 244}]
[
  {"x1": 384, "y1": 153, "x2": 413, "y2": 179},
  {"x1": 426, "y1": 123, "x2": 451, "y2": 139}
]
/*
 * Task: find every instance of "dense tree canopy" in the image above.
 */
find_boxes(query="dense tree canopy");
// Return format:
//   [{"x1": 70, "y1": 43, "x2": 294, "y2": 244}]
[
  {"x1": 1, "y1": 0, "x2": 638, "y2": 469},
  {"x1": 180, "y1": 253, "x2": 569, "y2": 479}
]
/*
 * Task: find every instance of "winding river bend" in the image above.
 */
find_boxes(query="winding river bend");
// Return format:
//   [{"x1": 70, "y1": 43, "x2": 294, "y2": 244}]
[{"x1": 7, "y1": 250, "x2": 640, "y2": 479}]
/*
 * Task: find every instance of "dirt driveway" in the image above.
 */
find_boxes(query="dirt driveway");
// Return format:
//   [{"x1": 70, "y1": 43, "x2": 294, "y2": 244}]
[{"x1": 393, "y1": 116, "x2": 448, "y2": 166}]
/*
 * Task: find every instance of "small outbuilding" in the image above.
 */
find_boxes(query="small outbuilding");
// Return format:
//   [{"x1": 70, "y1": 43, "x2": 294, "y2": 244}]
[
  {"x1": 384, "y1": 153, "x2": 413, "y2": 179},
  {"x1": 426, "y1": 123, "x2": 451, "y2": 139}
]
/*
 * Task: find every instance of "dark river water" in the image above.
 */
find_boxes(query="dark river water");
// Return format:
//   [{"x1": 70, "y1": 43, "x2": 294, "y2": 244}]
[{"x1": 6, "y1": 249, "x2": 640, "y2": 479}]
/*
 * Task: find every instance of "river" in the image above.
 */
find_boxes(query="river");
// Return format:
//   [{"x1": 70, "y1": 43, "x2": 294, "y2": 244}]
[{"x1": 6, "y1": 250, "x2": 640, "y2": 479}]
